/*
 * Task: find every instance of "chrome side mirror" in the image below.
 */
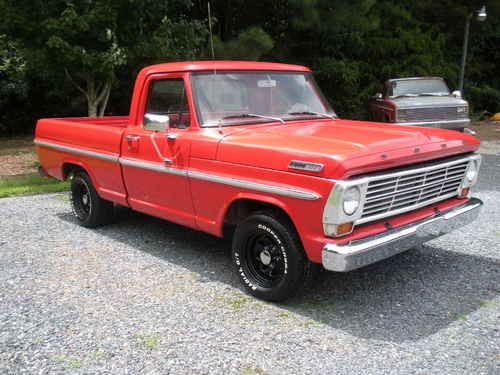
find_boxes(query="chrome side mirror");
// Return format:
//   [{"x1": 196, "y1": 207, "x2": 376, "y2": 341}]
[
  {"x1": 451, "y1": 90, "x2": 462, "y2": 98},
  {"x1": 144, "y1": 113, "x2": 170, "y2": 132},
  {"x1": 374, "y1": 92, "x2": 383, "y2": 100}
]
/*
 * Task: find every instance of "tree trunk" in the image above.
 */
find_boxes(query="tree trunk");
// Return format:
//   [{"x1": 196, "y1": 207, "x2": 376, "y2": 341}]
[{"x1": 65, "y1": 70, "x2": 112, "y2": 118}]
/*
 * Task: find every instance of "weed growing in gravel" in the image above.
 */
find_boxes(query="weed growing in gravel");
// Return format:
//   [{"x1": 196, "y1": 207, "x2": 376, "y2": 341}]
[
  {"x1": 223, "y1": 294, "x2": 253, "y2": 310},
  {"x1": 137, "y1": 333, "x2": 160, "y2": 350},
  {"x1": 240, "y1": 366, "x2": 267, "y2": 375},
  {"x1": 479, "y1": 299, "x2": 499, "y2": 308},
  {"x1": 90, "y1": 350, "x2": 107, "y2": 362},
  {"x1": 52, "y1": 354, "x2": 82, "y2": 369},
  {"x1": 449, "y1": 312, "x2": 468, "y2": 321},
  {"x1": 276, "y1": 312, "x2": 290, "y2": 319}
]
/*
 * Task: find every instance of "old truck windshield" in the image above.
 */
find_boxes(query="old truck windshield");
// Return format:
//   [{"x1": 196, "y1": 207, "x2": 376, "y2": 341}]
[
  {"x1": 391, "y1": 79, "x2": 450, "y2": 98},
  {"x1": 190, "y1": 71, "x2": 334, "y2": 127}
]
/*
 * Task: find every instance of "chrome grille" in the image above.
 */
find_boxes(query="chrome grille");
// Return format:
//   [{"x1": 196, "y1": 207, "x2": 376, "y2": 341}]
[
  {"x1": 397, "y1": 106, "x2": 468, "y2": 122},
  {"x1": 360, "y1": 159, "x2": 469, "y2": 223}
]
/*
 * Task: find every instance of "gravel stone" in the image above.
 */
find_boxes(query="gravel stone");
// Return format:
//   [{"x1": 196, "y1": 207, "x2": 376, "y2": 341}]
[{"x1": 0, "y1": 155, "x2": 499, "y2": 374}]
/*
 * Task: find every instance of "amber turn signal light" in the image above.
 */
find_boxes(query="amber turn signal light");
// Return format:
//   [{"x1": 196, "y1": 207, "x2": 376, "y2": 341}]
[
  {"x1": 459, "y1": 187, "x2": 470, "y2": 198},
  {"x1": 336, "y1": 222, "x2": 354, "y2": 235}
]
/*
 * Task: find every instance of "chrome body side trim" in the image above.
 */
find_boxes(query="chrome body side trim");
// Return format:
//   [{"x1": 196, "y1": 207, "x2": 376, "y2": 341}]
[
  {"x1": 34, "y1": 139, "x2": 119, "y2": 162},
  {"x1": 119, "y1": 158, "x2": 187, "y2": 177},
  {"x1": 188, "y1": 170, "x2": 320, "y2": 200},
  {"x1": 36, "y1": 139, "x2": 319, "y2": 200},
  {"x1": 322, "y1": 197, "x2": 482, "y2": 272}
]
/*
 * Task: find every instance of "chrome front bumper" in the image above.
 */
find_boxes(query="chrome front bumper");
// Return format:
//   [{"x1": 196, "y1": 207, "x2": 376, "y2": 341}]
[{"x1": 322, "y1": 198, "x2": 483, "y2": 272}]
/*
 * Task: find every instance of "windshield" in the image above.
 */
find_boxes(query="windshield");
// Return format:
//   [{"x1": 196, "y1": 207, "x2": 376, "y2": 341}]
[
  {"x1": 190, "y1": 71, "x2": 334, "y2": 127},
  {"x1": 390, "y1": 79, "x2": 450, "y2": 97}
]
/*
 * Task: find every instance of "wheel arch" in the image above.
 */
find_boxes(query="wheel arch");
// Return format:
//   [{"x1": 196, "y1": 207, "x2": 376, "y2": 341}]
[
  {"x1": 61, "y1": 160, "x2": 100, "y2": 192},
  {"x1": 219, "y1": 194, "x2": 299, "y2": 239}
]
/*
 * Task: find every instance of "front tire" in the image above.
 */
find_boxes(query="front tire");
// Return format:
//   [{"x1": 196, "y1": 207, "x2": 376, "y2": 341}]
[
  {"x1": 231, "y1": 213, "x2": 317, "y2": 302},
  {"x1": 70, "y1": 171, "x2": 114, "y2": 228}
]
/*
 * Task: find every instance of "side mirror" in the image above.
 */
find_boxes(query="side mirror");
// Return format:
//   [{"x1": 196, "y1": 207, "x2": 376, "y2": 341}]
[
  {"x1": 374, "y1": 93, "x2": 383, "y2": 100},
  {"x1": 144, "y1": 113, "x2": 170, "y2": 132},
  {"x1": 451, "y1": 90, "x2": 462, "y2": 98}
]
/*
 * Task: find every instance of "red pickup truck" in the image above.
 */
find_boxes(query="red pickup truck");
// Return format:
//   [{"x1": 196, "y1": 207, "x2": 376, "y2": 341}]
[{"x1": 35, "y1": 61, "x2": 483, "y2": 301}]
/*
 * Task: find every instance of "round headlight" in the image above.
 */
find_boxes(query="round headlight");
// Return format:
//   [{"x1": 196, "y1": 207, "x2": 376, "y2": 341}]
[
  {"x1": 466, "y1": 162, "x2": 478, "y2": 182},
  {"x1": 343, "y1": 186, "x2": 361, "y2": 215}
]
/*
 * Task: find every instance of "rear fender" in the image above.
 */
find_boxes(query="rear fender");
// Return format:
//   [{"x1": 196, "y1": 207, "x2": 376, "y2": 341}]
[{"x1": 61, "y1": 158, "x2": 102, "y2": 193}]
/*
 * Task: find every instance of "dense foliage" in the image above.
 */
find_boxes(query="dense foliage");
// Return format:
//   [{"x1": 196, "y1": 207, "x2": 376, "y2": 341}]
[{"x1": 0, "y1": 0, "x2": 499, "y2": 135}]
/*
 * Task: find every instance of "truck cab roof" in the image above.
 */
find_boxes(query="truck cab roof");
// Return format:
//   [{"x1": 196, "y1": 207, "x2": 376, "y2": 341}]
[{"x1": 139, "y1": 61, "x2": 311, "y2": 76}]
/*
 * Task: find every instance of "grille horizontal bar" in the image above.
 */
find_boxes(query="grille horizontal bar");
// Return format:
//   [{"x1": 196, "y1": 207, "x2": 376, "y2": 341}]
[
  {"x1": 359, "y1": 159, "x2": 470, "y2": 223},
  {"x1": 397, "y1": 106, "x2": 467, "y2": 122}
]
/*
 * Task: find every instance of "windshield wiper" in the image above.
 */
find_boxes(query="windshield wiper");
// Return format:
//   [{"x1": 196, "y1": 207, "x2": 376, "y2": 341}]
[
  {"x1": 221, "y1": 113, "x2": 285, "y2": 124},
  {"x1": 287, "y1": 111, "x2": 337, "y2": 119}
]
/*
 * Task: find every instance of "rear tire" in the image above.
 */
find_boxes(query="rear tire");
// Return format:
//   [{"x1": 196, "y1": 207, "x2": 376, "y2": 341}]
[
  {"x1": 70, "y1": 171, "x2": 114, "y2": 228},
  {"x1": 231, "y1": 213, "x2": 317, "y2": 302}
]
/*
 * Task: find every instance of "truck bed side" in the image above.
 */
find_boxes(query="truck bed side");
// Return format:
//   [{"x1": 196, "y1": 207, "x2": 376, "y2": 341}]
[{"x1": 35, "y1": 116, "x2": 129, "y2": 205}]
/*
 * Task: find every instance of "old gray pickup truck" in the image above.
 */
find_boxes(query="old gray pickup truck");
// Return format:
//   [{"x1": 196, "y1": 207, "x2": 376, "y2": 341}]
[{"x1": 368, "y1": 77, "x2": 470, "y2": 131}]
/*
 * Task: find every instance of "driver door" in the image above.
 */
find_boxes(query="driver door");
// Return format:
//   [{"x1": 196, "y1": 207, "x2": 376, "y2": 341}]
[{"x1": 121, "y1": 73, "x2": 196, "y2": 228}]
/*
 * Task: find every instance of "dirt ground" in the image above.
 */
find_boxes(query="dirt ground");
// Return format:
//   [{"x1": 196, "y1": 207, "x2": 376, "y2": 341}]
[
  {"x1": 0, "y1": 121, "x2": 498, "y2": 177},
  {"x1": 469, "y1": 121, "x2": 500, "y2": 155},
  {"x1": 0, "y1": 138, "x2": 37, "y2": 177}
]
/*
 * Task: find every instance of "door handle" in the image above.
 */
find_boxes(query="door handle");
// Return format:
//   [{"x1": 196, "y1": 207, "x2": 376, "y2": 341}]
[
  {"x1": 150, "y1": 133, "x2": 173, "y2": 165},
  {"x1": 126, "y1": 134, "x2": 140, "y2": 151},
  {"x1": 126, "y1": 135, "x2": 140, "y2": 142},
  {"x1": 166, "y1": 133, "x2": 177, "y2": 141}
]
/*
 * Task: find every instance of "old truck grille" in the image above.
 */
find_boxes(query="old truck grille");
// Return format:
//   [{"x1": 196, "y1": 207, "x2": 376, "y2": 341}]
[
  {"x1": 359, "y1": 158, "x2": 470, "y2": 223},
  {"x1": 397, "y1": 106, "x2": 468, "y2": 122}
]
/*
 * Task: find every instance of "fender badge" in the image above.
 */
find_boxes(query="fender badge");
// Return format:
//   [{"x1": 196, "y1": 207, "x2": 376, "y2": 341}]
[
  {"x1": 441, "y1": 143, "x2": 447, "y2": 148},
  {"x1": 414, "y1": 147, "x2": 420, "y2": 153},
  {"x1": 380, "y1": 153, "x2": 388, "y2": 160},
  {"x1": 288, "y1": 160, "x2": 324, "y2": 172}
]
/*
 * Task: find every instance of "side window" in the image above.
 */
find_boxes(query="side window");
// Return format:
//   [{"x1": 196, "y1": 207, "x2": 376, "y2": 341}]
[{"x1": 144, "y1": 79, "x2": 190, "y2": 129}]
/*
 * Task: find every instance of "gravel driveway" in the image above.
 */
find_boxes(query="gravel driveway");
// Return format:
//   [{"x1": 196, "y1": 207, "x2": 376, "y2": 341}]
[{"x1": 1, "y1": 155, "x2": 499, "y2": 374}]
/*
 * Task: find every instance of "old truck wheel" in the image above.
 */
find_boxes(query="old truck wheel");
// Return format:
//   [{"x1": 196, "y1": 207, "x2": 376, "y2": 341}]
[
  {"x1": 70, "y1": 171, "x2": 113, "y2": 228},
  {"x1": 232, "y1": 213, "x2": 317, "y2": 302}
]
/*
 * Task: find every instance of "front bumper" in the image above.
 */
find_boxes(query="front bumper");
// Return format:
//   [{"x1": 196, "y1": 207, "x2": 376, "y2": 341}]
[
  {"x1": 395, "y1": 119, "x2": 470, "y2": 130},
  {"x1": 322, "y1": 197, "x2": 482, "y2": 272}
]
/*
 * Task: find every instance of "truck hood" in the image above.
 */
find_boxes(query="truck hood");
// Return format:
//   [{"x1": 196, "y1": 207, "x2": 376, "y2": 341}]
[
  {"x1": 392, "y1": 95, "x2": 468, "y2": 108},
  {"x1": 217, "y1": 119, "x2": 480, "y2": 179}
]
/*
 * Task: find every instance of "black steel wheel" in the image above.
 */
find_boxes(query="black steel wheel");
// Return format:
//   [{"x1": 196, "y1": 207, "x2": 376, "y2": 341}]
[
  {"x1": 70, "y1": 171, "x2": 114, "y2": 227},
  {"x1": 232, "y1": 213, "x2": 318, "y2": 301},
  {"x1": 243, "y1": 230, "x2": 287, "y2": 289}
]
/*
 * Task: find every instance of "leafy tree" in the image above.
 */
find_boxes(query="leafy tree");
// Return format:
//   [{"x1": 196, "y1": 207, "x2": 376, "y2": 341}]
[
  {"x1": 1, "y1": 0, "x2": 207, "y2": 117},
  {"x1": 0, "y1": 35, "x2": 28, "y2": 135},
  {"x1": 214, "y1": 27, "x2": 274, "y2": 60}
]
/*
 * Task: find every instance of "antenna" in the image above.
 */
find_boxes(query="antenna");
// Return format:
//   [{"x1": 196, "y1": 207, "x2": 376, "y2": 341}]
[{"x1": 207, "y1": 2, "x2": 215, "y2": 60}]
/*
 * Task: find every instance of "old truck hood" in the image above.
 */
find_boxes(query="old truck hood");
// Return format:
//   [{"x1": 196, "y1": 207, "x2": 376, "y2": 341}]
[
  {"x1": 392, "y1": 96, "x2": 468, "y2": 108},
  {"x1": 217, "y1": 119, "x2": 479, "y2": 178}
]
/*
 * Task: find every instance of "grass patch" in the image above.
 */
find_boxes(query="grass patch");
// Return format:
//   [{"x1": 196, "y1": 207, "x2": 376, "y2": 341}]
[{"x1": 0, "y1": 173, "x2": 68, "y2": 198}]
